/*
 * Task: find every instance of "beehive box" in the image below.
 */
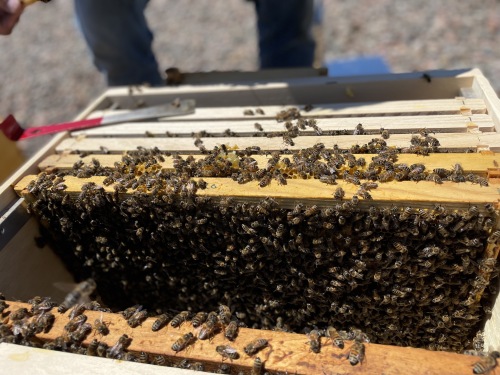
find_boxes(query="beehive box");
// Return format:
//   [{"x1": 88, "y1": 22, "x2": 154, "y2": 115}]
[{"x1": 1, "y1": 68, "x2": 500, "y2": 374}]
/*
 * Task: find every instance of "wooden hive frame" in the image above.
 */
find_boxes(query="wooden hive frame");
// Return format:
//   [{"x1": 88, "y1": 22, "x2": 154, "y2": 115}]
[{"x1": 1, "y1": 68, "x2": 500, "y2": 374}]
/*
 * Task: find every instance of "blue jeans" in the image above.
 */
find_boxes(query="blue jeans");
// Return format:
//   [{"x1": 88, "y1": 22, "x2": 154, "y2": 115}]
[{"x1": 74, "y1": 0, "x2": 318, "y2": 86}]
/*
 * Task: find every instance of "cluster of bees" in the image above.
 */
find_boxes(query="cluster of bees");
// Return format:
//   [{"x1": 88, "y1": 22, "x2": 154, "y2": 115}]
[
  {"x1": 16, "y1": 109, "x2": 500, "y2": 359},
  {"x1": 0, "y1": 286, "x2": 371, "y2": 374}
]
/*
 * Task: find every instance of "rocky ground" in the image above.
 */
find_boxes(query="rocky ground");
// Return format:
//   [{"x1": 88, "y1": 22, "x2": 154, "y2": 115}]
[{"x1": 1, "y1": 0, "x2": 500, "y2": 152}]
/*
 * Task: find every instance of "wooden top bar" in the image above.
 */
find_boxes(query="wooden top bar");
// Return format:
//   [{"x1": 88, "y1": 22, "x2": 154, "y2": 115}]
[{"x1": 2, "y1": 301, "x2": 481, "y2": 375}]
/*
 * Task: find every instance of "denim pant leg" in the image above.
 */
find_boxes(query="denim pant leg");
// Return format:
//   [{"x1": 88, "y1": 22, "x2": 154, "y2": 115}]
[
  {"x1": 254, "y1": 0, "x2": 316, "y2": 68},
  {"x1": 74, "y1": 0, "x2": 163, "y2": 86}
]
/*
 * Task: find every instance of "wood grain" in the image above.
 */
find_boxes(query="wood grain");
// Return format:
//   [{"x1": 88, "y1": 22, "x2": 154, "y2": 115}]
[
  {"x1": 14, "y1": 175, "x2": 500, "y2": 211},
  {"x1": 37, "y1": 152, "x2": 500, "y2": 177},
  {"x1": 2, "y1": 301, "x2": 480, "y2": 375}
]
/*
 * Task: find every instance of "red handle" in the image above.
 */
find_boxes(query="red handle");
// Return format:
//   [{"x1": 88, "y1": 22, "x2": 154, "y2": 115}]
[{"x1": 19, "y1": 117, "x2": 104, "y2": 140}]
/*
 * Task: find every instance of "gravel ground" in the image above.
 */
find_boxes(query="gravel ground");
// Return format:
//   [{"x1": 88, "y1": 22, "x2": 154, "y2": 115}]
[{"x1": 1, "y1": 0, "x2": 500, "y2": 135}]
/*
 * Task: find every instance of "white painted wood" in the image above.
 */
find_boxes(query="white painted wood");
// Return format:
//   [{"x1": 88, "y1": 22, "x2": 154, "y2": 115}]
[
  {"x1": 70, "y1": 114, "x2": 494, "y2": 137},
  {"x1": 82, "y1": 98, "x2": 487, "y2": 124},
  {"x1": 0, "y1": 343, "x2": 203, "y2": 375},
  {"x1": 55, "y1": 132, "x2": 486, "y2": 153}
]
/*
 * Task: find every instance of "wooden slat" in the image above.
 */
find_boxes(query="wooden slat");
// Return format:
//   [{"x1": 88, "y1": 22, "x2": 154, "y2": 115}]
[
  {"x1": 84, "y1": 98, "x2": 487, "y2": 123},
  {"x1": 55, "y1": 132, "x2": 490, "y2": 154},
  {"x1": 15, "y1": 175, "x2": 500, "y2": 211},
  {"x1": 70, "y1": 114, "x2": 494, "y2": 138},
  {"x1": 37, "y1": 153, "x2": 500, "y2": 178},
  {"x1": 1, "y1": 301, "x2": 480, "y2": 375}
]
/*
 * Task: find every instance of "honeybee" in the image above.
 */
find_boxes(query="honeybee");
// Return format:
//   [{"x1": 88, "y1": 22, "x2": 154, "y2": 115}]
[
  {"x1": 128, "y1": 307, "x2": 148, "y2": 328},
  {"x1": 380, "y1": 128, "x2": 390, "y2": 139},
  {"x1": 251, "y1": 357, "x2": 263, "y2": 375},
  {"x1": 69, "y1": 322, "x2": 92, "y2": 343},
  {"x1": 86, "y1": 338, "x2": 99, "y2": 356},
  {"x1": 94, "y1": 315, "x2": 110, "y2": 336},
  {"x1": 57, "y1": 279, "x2": 96, "y2": 313},
  {"x1": 151, "y1": 313, "x2": 169, "y2": 332},
  {"x1": 153, "y1": 355, "x2": 166, "y2": 366},
  {"x1": 198, "y1": 311, "x2": 219, "y2": 340},
  {"x1": 107, "y1": 334, "x2": 131, "y2": 359},
  {"x1": 244, "y1": 338, "x2": 268, "y2": 355},
  {"x1": 308, "y1": 329, "x2": 321, "y2": 353},
  {"x1": 170, "y1": 311, "x2": 190, "y2": 328},
  {"x1": 30, "y1": 297, "x2": 57, "y2": 315},
  {"x1": 348, "y1": 339, "x2": 365, "y2": 366},
  {"x1": 96, "y1": 341, "x2": 109, "y2": 357},
  {"x1": 172, "y1": 332, "x2": 195, "y2": 352},
  {"x1": 224, "y1": 320, "x2": 239, "y2": 341},
  {"x1": 9, "y1": 307, "x2": 30, "y2": 321},
  {"x1": 243, "y1": 109, "x2": 255, "y2": 116},
  {"x1": 218, "y1": 305, "x2": 231, "y2": 325},
  {"x1": 68, "y1": 303, "x2": 87, "y2": 320},
  {"x1": 472, "y1": 351, "x2": 499, "y2": 374},
  {"x1": 326, "y1": 326, "x2": 344, "y2": 349},
  {"x1": 64, "y1": 314, "x2": 87, "y2": 332},
  {"x1": 333, "y1": 187, "x2": 345, "y2": 200},
  {"x1": 216, "y1": 363, "x2": 232, "y2": 374},
  {"x1": 216, "y1": 345, "x2": 240, "y2": 360},
  {"x1": 254, "y1": 123, "x2": 264, "y2": 132},
  {"x1": 34, "y1": 312, "x2": 55, "y2": 333}
]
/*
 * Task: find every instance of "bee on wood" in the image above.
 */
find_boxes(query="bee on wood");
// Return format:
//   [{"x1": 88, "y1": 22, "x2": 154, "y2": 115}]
[
  {"x1": 308, "y1": 329, "x2": 322, "y2": 353},
  {"x1": 334, "y1": 187, "x2": 345, "y2": 200},
  {"x1": 189, "y1": 311, "x2": 208, "y2": 328},
  {"x1": 422, "y1": 73, "x2": 432, "y2": 83},
  {"x1": 170, "y1": 310, "x2": 190, "y2": 328},
  {"x1": 216, "y1": 345, "x2": 240, "y2": 360},
  {"x1": 343, "y1": 171, "x2": 361, "y2": 185},
  {"x1": 30, "y1": 297, "x2": 57, "y2": 315},
  {"x1": 251, "y1": 357, "x2": 263, "y2": 375},
  {"x1": 353, "y1": 123, "x2": 365, "y2": 135},
  {"x1": 64, "y1": 314, "x2": 87, "y2": 332},
  {"x1": 218, "y1": 304, "x2": 231, "y2": 326},
  {"x1": 255, "y1": 108, "x2": 265, "y2": 115},
  {"x1": 9, "y1": 307, "x2": 30, "y2": 321},
  {"x1": 34, "y1": 312, "x2": 55, "y2": 333},
  {"x1": 57, "y1": 279, "x2": 96, "y2": 313},
  {"x1": 472, "y1": 351, "x2": 499, "y2": 374},
  {"x1": 348, "y1": 339, "x2": 365, "y2": 366},
  {"x1": 259, "y1": 173, "x2": 272, "y2": 188},
  {"x1": 326, "y1": 326, "x2": 344, "y2": 349},
  {"x1": 172, "y1": 332, "x2": 195, "y2": 352},
  {"x1": 254, "y1": 123, "x2": 264, "y2": 132},
  {"x1": 120, "y1": 305, "x2": 142, "y2": 320},
  {"x1": 153, "y1": 355, "x2": 167, "y2": 366},
  {"x1": 224, "y1": 320, "x2": 239, "y2": 341},
  {"x1": 96, "y1": 341, "x2": 109, "y2": 357},
  {"x1": 69, "y1": 322, "x2": 92, "y2": 343},
  {"x1": 128, "y1": 307, "x2": 148, "y2": 328},
  {"x1": 380, "y1": 128, "x2": 390, "y2": 139},
  {"x1": 217, "y1": 363, "x2": 232, "y2": 374},
  {"x1": 86, "y1": 338, "x2": 99, "y2": 356},
  {"x1": 198, "y1": 311, "x2": 219, "y2": 340},
  {"x1": 107, "y1": 334, "x2": 131, "y2": 359},
  {"x1": 319, "y1": 175, "x2": 337, "y2": 185},
  {"x1": 244, "y1": 109, "x2": 255, "y2": 116},
  {"x1": 151, "y1": 313, "x2": 169, "y2": 332},
  {"x1": 94, "y1": 315, "x2": 110, "y2": 336},
  {"x1": 244, "y1": 338, "x2": 268, "y2": 356}
]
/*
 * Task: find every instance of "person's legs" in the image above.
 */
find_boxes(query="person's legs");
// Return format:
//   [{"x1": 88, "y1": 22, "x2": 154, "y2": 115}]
[
  {"x1": 74, "y1": 0, "x2": 163, "y2": 86},
  {"x1": 254, "y1": 0, "x2": 316, "y2": 68}
]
